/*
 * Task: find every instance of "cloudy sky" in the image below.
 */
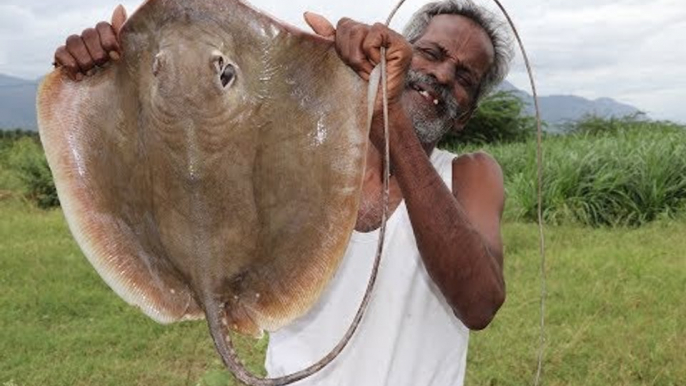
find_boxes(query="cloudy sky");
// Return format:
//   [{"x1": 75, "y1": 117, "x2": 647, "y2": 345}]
[{"x1": 1, "y1": 0, "x2": 684, "y2": 122}]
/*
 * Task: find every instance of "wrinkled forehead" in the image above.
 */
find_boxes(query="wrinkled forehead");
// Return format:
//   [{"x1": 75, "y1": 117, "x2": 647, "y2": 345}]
[{"x1": 417, "y1": 14, "x2": 495, "y2": 78}]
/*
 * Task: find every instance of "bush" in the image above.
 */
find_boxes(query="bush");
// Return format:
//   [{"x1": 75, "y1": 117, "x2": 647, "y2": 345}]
[
  {"x1": 439, "y1": 90, "x2": 537, "y2": 146},
  {"x1": 445, "y1": 118, "x2": 686, "y2": 227},
  {"x1": 4, "y1": 137, "x2": 59, "y2": 208},
  {"x1": 0, "y1": 128, "x2": 40, "y2": 141}
]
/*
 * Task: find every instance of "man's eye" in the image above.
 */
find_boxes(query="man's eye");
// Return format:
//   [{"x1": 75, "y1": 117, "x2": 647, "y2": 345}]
[
  {"x1": 457, "y1": 73, "x2": 475, "y2": 88},
  {"x1": 421, "y1": 48, "x2": 438, "y2": 61}
]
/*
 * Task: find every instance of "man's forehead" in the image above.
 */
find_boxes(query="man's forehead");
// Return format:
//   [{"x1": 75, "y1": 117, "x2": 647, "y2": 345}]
[{"x1": 415, "y1": 14, "x2": 495, "y2": 74}]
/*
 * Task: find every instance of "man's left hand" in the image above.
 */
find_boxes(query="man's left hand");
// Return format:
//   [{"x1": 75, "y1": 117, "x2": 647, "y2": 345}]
[{"x1": 304, "y1": 13, "x2": 413, "y2": 107}]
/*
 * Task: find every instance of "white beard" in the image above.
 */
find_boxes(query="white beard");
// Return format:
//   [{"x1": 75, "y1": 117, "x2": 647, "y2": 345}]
[
  {"x1": 403, "y1": 97, "x2": 453, "y2": 144},
  {"x1": 402, "y1": 69, "x2": 462, "y2": 144}
]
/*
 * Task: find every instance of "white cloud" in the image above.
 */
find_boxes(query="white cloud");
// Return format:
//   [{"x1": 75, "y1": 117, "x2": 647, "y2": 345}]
[{"x1": 0, "y1": 0, "x2": 684, "y2": 122}]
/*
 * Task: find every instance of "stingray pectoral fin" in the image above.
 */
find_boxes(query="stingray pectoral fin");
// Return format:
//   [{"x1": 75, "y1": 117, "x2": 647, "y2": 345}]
[{"x1": 37, "y1": 69, "x2": 203, "y2": 323}]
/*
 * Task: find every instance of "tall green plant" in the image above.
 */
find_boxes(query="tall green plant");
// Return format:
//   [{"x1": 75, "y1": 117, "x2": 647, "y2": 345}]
[
  {"x1": 439, "y1": 90, "x2": 537, "y2": 146},
  {"x1": 5, "y1": 137, "x2": 59, "y2": 208},
  {"x1": 562, "y1": 113, "x2": 682, "y2": 136},
  {"x1": 446, "y1": 118, "x2": 686, "y2": 227}
]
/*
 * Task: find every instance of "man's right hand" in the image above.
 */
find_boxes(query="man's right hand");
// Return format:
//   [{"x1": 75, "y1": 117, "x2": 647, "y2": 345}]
[{"x1": 54, "y1": 5, "x2": 128, "y2": 81}]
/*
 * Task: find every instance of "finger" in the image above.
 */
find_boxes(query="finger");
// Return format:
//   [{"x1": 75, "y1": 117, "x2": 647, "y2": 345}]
[
  {"x1": 362, "y1": 23, "x2": 387, "y2": 66},
  {"x1": 336, "y1": 17, "x2": 354, "y2": 29},
  {"x1": 65, "y1": 34, "x2": 94, "y2": 73},
  {"x1": 335, "y1": 20, "x2": 373, "y2": 75},
  {"x1": 96, "y1": 21, "x2": 121, "y2": 60},
  {"x1": 54, "y1": 46, "x2": 80, "y2": 80},
  {"x1": 356, "y1": 70, "x2": 371, "y2": 82},
  {"x1": 82, "y1": 28, "x2": 108, "y2": 66},
  {"x1": 346, "y1": 27, "x2": 374, "y2": 77},
  {"x1": 349, "y1": 44, "x2": 375, "y2": 77},
  {"x1": 303, "y1": 12, "x2": 335, "y2": 38},
  {"x1": 111, "y1": 4, "x2": 127, "y2": 34}
]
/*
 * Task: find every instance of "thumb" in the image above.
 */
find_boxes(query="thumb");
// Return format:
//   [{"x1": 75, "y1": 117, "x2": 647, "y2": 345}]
[
  {"x1": 304, "y1": 12, "x2": 335, "y2": 39},
  {"x1": 111, "y1": 4, "x2": 127, "y2": 35}
]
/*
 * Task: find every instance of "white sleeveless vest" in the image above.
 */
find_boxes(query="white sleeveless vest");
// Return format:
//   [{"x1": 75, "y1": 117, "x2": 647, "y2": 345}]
[{"x1": 265, "y1": 148, "x2": 469, "y2": 386}]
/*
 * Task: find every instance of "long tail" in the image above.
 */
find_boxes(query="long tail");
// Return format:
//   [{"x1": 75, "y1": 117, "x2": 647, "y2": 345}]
[{"x1": 205, "y1": 229, "x2": 384, "y2": 385}]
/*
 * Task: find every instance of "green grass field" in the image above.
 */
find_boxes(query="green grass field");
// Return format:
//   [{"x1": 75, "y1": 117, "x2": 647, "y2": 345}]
[
  {"x1": 1, "y1": 198, "x2": 683, "y2": 386},
  {"x1": 448, "y1": 123, "x2": 686, "y2": 227}
]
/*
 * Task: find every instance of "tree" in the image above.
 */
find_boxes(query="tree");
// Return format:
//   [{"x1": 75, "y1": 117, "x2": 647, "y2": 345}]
[{"x1": 439, "y1": 90, "x2": 536, "y2": 147}]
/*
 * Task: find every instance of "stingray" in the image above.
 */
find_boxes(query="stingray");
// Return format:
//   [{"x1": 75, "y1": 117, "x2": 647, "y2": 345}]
[{"x1": 36, "y1": 0, "x2": 384, "y2": 384}]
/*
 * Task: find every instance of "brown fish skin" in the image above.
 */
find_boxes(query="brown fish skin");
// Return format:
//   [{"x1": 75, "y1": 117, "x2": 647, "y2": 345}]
[
  {"x1": 39, "y1": 0, "x2": 373, "y2": 384},
  {"x1": 118, "y1": 5, "x2": 369, "y2": 332}
]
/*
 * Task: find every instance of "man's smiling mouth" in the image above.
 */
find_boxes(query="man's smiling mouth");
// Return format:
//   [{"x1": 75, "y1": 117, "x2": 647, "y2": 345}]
[{"x1": 411, "y1": 83, "x2": 441, "y2": 106}]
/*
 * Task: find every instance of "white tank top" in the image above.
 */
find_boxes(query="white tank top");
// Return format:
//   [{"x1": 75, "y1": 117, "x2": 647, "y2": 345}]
[{"x1": 265, "y1": 148, "x2": 469, "y2": 386}]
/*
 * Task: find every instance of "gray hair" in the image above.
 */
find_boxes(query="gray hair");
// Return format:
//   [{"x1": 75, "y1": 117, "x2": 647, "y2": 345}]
[{"x1": 402, "y1": 0, "x2": 514, "y2": 104}]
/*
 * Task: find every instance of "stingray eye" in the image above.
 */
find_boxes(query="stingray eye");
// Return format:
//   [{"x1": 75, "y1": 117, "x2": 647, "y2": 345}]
[{"x1": 220, "y1": 64, "x2": 236, "y2": 88}]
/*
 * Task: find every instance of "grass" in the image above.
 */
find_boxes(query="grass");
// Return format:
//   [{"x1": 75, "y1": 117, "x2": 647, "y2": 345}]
[
  {"x1": 468, "y1": 222, "x2": 685, "y2": 385},
  {"x1": 1, "y1": 198, "x2": 683, "y2": 385},
  {"x1": 0, "y1": 199, "x2": 264, "y2": 386}
]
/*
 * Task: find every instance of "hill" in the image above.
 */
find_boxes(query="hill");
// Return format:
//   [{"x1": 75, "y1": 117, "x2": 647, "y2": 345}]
[
  {"x1": 499, "y1": 80, "x2": 642, "y2": 131},
  {"x1": 0, "y1": 74, "x2": 39, "y2": 131}
]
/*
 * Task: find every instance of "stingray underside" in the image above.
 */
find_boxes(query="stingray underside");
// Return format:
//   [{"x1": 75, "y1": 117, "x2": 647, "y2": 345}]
[{"x1": 37, "y1": 0, "x2": 368, "y2": 336}]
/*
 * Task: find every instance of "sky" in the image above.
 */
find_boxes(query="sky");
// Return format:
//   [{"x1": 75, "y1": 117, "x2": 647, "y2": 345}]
[{"x1": 1, "y1": 0, "x2": 684, "y2": 122}]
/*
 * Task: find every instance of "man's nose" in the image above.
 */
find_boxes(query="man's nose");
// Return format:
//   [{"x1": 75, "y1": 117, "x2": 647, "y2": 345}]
[{"x1": 428, "y1": 61, "x2": 455, "y2": 86}]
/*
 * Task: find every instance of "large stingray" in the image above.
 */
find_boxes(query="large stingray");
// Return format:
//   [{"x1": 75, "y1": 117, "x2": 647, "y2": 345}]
[{"x1": 37, "y1": 0, "x2": 378, "y2": 383}]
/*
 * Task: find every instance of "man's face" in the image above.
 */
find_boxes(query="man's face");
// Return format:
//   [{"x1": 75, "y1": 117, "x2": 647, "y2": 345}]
[{"x1": 402, "y1": 14, "x2": 495, "y2": 144}]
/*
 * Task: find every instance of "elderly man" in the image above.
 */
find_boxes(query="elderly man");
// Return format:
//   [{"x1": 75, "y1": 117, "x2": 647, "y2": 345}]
[{"x1": 54, "y1": 0, "x2": 512, "y2": 384}]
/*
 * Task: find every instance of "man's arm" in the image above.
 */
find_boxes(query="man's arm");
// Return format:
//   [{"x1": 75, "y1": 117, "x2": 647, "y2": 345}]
[
  {"x1": 382, "y1": 103, "x2": 505, "y2": 330},
  {"x1": 308, "y1": 14, "x2": 505, "y2": 330}
]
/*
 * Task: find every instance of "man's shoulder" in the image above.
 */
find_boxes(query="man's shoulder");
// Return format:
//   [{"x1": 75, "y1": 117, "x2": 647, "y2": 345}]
[
  {"x1": 450, "y1": 150, "x2": 504, "y2": 204},
  {"x1": 452, "y1": 151, "x2": 503, "y2": 181}
]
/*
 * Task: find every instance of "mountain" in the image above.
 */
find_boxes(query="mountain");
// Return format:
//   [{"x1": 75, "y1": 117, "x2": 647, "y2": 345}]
[
  {"x1": 0, "y1": 74, "x2": 643, "y2": 132},
  {"x1": 0, "y1": 74, "x2": 39, "y2": 131},
  {"x1": 499, "y1": 80, "x2": 643, "y2": 131}
]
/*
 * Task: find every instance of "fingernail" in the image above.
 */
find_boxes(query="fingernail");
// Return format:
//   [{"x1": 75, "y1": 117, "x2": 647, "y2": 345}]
[{"x1": 109, "y1": 51, "x2": 121, "y2": 61}]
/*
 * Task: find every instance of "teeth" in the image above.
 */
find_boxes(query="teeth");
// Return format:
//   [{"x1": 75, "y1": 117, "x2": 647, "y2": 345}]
[{"x1": 416, "y1": 88, "x2": 439, "y2": 106}]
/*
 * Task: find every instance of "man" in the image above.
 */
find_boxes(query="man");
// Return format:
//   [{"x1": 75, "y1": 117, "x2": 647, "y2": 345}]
[{"x1": 54, "y1": 0, "x2": 512, "y2": 384}]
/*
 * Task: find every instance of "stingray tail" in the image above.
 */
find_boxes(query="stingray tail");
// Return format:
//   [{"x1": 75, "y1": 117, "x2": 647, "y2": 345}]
[
  {"x1": 204, "y1": 238, "x2": 383, "y2": 386},
  {"x1": 205, "y1": 297, "x2": 276, "y2": 386},
  {"x1": 205, "y1": 290, "x2": 371, "y2": 386}
]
